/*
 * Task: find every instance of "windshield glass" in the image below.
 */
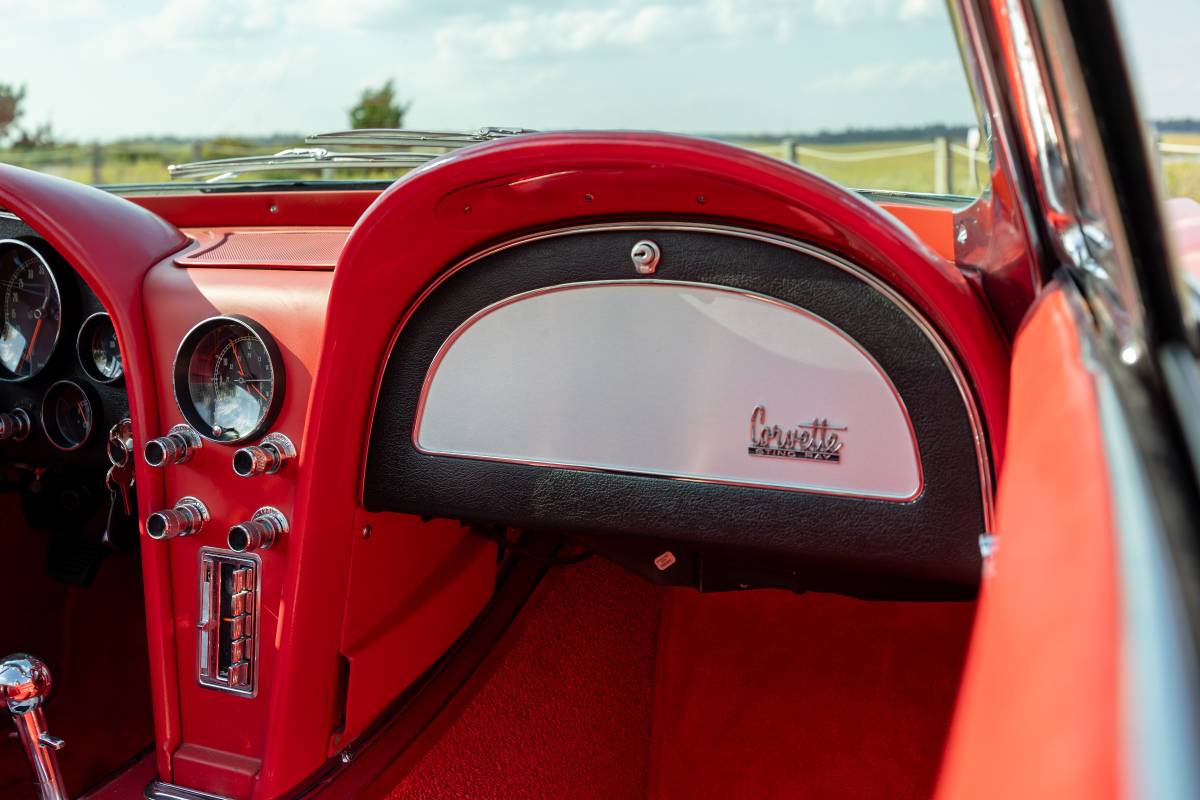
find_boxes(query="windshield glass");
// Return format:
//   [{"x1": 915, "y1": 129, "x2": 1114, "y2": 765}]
[
  {"x1": 1113, "y1": 0, "x2": 1200, "y2": 204},
  {"x1": 1, "y1": 1, "x2": 989, "y2": 197}
]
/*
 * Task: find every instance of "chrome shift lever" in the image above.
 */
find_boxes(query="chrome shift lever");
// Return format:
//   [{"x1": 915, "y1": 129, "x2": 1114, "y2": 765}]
[{"x1": 0, "y1": 654, "x2": 68, "y2": 800}]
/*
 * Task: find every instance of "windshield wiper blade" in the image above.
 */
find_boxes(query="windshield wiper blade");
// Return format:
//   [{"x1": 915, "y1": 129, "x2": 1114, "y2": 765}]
[
  {"x1": 304, "y1": 126, "x2": 535, "y2": 147},
  {"x1": 167, "y1": 127, "x2": 537, "y2": 182},
  {"x1": 167, "y1": 147, "x2": 439, "y2": 182}
]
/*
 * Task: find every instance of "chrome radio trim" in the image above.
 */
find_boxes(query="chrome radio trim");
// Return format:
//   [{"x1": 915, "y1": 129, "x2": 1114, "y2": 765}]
[{"x1": 196, "y1": 547, "x2": 262, "y2": 698}]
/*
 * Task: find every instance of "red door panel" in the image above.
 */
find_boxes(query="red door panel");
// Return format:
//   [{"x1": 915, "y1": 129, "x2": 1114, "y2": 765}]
[{"x1": 936, "y1": 285, "x2": 1122, "y2": 799}]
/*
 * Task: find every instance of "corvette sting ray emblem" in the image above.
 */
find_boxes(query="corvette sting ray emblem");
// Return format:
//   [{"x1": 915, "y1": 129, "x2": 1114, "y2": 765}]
[{"x1": 748, "y1": 405, "x2": 844, "y2": 463}]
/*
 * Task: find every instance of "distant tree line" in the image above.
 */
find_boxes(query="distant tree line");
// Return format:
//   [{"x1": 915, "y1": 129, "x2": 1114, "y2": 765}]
[
  {"x1": 726, "y1": 124, "x2": 978, "y2": 145},
  {"x1": 719, "y1": 119, "x2": 1200, "y2": 145},
  {"x1": 1156, "y1": 118, "x2": 1200, "y2": 134},
  {"x1": 2, "y1": 75, "x2": 1196, "y2": 149}
]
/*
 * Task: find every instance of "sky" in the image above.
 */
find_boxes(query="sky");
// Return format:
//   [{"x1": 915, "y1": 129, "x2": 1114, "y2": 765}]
[{"x1": 0, "y1": 0, "x2": 1195, "y2": 142}]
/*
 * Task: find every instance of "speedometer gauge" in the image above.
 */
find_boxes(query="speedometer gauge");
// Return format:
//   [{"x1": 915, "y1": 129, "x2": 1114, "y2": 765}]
[
  {"x1": 173, "y1": 316, "x2": 284, "y2": 443},
  {"x1": 0, "y1": 239, "x2": 63, "y2": 382}
]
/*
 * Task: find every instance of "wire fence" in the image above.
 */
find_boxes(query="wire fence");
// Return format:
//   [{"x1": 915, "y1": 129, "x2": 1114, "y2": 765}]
[{"x1": 1, "y1": 136, "x2": 1197, "y2": 200}]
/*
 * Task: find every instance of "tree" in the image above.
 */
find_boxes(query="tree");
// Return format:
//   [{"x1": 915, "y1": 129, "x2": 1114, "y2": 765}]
[
  {"x1": 0, "y1": 83, "x2": 27, "y2": 144},
  {"x1": 349, "y1": 80, "x2": 410, "y2": 130},
  {"x1": 12, "y1": 121, "x2": 54, "y2": 150}
]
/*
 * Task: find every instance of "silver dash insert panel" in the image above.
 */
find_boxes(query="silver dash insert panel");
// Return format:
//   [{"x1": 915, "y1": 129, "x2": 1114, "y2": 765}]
[{"x1": 414, "y1": 280, "x2": 922, "y2": 501}]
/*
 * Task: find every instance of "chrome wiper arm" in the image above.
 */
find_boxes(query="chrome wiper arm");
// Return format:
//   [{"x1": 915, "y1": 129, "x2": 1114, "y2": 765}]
[
  {"x1": 167, "y1": 147, "x2": 439, "y2": 182},
  {"x1": 167, "y1": 127, "x2": 536, "y2": 182},
  {"x1": 304, "y1": 126, "x2": 535, "y2": 147}
]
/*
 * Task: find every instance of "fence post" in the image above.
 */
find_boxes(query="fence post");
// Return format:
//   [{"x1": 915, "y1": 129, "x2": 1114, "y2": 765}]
[
  {"x1": 781, "y1": 138, "x2": 796, "y2": 164},
  {"x1": 966, "y1": 128, "x2": 981, "y2": 190},
  {"x1": 90, "y1": 143, "x2": 102, "y2": 185},
  {"x1": 933, "y1": 136, "x2": 952, "y2": 194}
]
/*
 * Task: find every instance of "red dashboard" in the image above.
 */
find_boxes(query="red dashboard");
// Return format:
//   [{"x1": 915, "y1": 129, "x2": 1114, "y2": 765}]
[{"x1": 0, "y1": 132, "x2": 1017, "y2": 799}]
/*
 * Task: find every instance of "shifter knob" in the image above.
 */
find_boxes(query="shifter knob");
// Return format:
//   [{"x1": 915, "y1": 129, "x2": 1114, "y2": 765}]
[
  {"x1": 0, "y1": 408, "x2": 31, "y2": 442},
  {"x1": 1, "y1": 654, "x2": 68, "y2": 800},
  {"x1": 0, "y1": 654, "x2": 52, "y2": 714}
]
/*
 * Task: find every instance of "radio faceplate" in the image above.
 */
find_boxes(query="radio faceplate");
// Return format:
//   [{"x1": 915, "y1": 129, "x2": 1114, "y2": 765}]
[{"x1": 197, "y1": 548, "x2": 260, "y2": 697}]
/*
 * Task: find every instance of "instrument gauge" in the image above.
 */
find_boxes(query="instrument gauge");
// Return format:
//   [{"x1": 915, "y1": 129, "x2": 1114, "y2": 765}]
[
  {"x1": 0, "y1": 239, "x2": 63, "y2": 382},
  {"x1": 41, "y1": 380, "x2": 96, "y2": 451},
  {"x1": 77, "y1": 312, "x2": 123, "y2": 384},
  {"x1": 173, "y1": 316, "x2": 284, "y2": 444}
]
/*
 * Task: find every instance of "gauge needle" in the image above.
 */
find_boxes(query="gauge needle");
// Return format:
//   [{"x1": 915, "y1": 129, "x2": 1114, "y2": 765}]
[
  {"x1": 22, "y1": 317, "x2": 43, "y2": 370},
  {"x1": 232, "y1": 343, "x2": 269, "y2": 401}
]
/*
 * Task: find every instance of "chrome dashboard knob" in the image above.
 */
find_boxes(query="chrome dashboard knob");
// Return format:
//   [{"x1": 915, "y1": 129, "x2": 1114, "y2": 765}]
[
  {"x1": 144, "y1": 424, "x2": 202, "y2": 467},
  {"x1": 232, "y1": 432, "x2": 296, "y2": 477},
  {"x1": 0, "y1": 408, "x2": 32, "y2": 442},
  {"x1": 146, "y1": 496, "x2": 210, "y2": 540},
  {"x1": 1, "y1": 654, "x2": 68, "y2": 800},
  {"x1": 227, "y1": 507, "x2": 288, "y2": 552}
]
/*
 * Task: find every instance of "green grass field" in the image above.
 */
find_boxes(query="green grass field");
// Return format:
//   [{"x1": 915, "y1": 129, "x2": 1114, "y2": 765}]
[
  {"x1": 1163, "y1": 133, "x2": 1200, "y2": 202},
  {"x1": 1, "y1": 134, "x2": 1197, "y2": 202},
  {"x1": 742, "y1": 139, "x2": 989, "y2": 196}
]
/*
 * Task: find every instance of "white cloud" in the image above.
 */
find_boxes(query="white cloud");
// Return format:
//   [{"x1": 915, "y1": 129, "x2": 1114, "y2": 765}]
[
  {"x1": 1, "y1": 0, "x2": 985, "y2": 140},
  {"x1": 435, "y1": 4, "x2": 683, "y2": 61},
  {"x1": 0, "y1": 0, "x2": 105, "y2": 19},
  {"x1": 809, "y1": 59, "x2": 958, "y2": 92},
  {"x1": 123, "y1": 0, "x2": 287, "y2": 48},
  {"x1": 432, "y1": 0, "x2": 811, "y2": 62},
  {"x1": 812, "y1": 0, "x2": 940, "y2": 25}
]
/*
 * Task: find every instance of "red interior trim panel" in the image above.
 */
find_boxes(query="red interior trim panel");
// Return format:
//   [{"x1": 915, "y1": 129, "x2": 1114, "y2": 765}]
[{"x1": 937, "y1": 285, "x2": 1123, "y2": 800}]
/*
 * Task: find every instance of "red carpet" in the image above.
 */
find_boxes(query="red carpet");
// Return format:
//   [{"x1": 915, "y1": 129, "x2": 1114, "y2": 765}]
[
  {"x1": 388, "y1": 557, "x2": 974, "y2": 799},
  {"x1": 388, "y1": 557, "x2": 663, "y2": 799},
  {"x1": 650, "y1": 588, "x2": 975, "y2": 799}
]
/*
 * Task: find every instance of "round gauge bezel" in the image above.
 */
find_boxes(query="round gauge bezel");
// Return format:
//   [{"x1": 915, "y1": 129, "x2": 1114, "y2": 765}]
[
  {"x1": 76, "y1": 311, "x2": 124, "y2": 385},
  {"x1": 40, "y1": 379, "x2": 97, "y2": 452},
  {"x1": 172, "y1": 315, "x2": 285, "y2": 444},
  {"x1": 0, "y1": 238, "x2": 65, "y2": 383}
]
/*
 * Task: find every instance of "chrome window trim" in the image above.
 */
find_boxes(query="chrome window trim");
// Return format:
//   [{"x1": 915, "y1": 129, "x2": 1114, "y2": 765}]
[
  {"x1": 366, "y1": 221, "x2": 994, "y2": 530},
  {"x1": 955, "y1": 0, "x2": 1158, "y2": 358},
  {"x1": 947, "y1": 0, "x2": 1042, "y2": 293}
]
